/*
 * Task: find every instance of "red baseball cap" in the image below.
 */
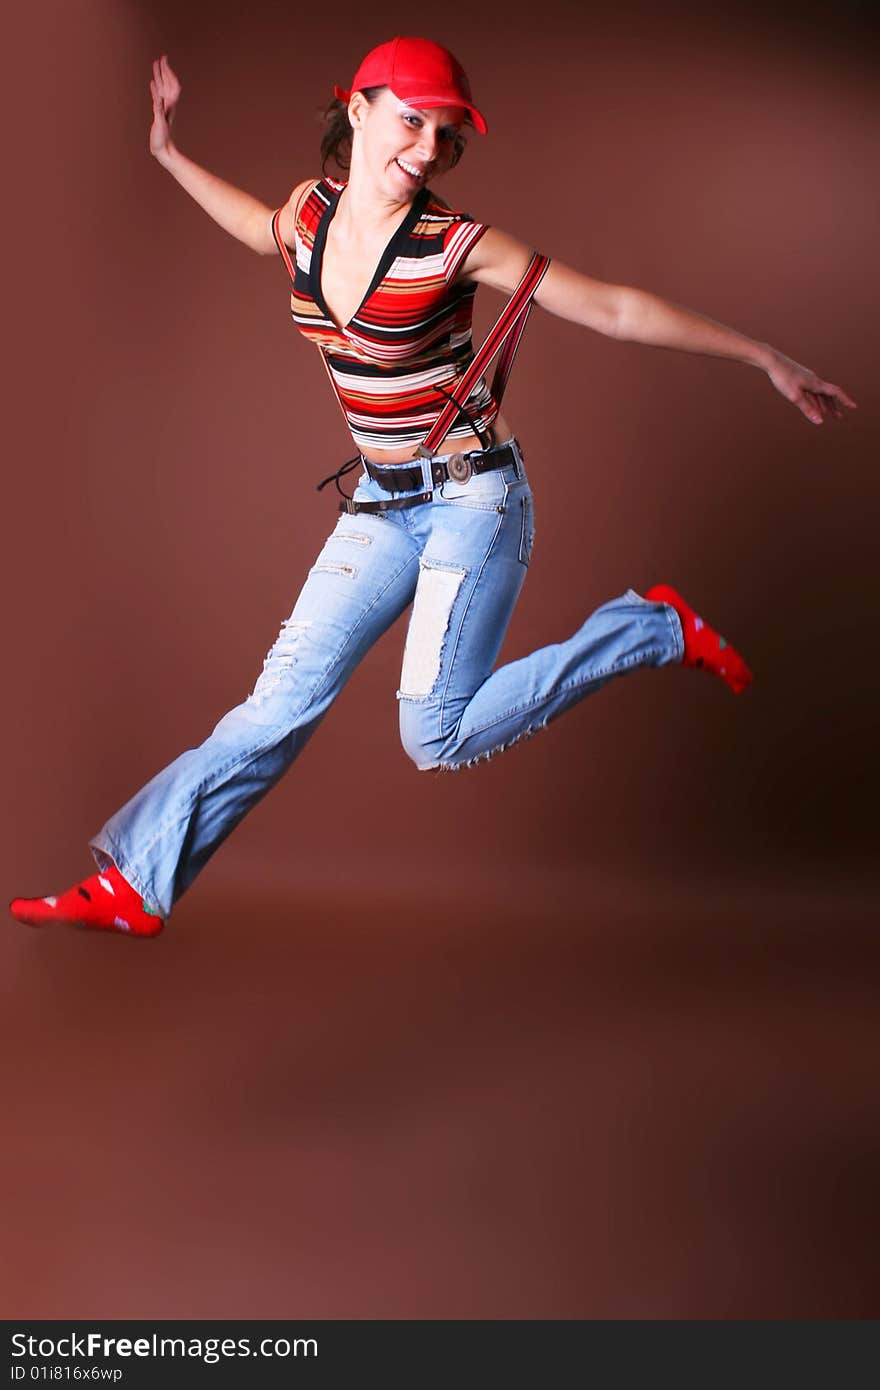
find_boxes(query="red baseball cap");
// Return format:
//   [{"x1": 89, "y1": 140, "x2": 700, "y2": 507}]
[{"x1": 334, "y1": 36, "x2": 488, "y2": 135}]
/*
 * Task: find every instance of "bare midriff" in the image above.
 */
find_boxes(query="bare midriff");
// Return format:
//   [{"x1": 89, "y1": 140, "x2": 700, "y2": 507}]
[{"x1": 358, "y1": 410, "x2": 514, "y2": 466}]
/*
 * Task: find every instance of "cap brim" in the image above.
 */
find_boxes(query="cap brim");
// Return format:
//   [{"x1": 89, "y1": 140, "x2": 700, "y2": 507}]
[
  {"x1": 393, "y1": 90, "x2": 488, "y2": 135},
  {"x1": 463, "y1": 105, "x2": 488, "y2": 136},
  {"x1": 334, "y1": 85, "x2": 488, "y2": 134}
]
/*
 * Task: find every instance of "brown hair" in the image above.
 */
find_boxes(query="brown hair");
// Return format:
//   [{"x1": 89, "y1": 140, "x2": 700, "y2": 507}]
[{"x1": 319, "y1": 87, "x2": 468, "y2": 174}]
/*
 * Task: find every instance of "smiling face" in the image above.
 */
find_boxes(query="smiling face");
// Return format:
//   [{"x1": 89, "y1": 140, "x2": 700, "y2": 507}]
[{"x1": 349, "y1": 87, "x2": 467, "y2": 196}]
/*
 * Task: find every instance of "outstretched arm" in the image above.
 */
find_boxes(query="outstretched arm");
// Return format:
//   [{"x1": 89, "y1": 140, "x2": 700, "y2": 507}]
[
  {"x1": 461, "y1": 228, "x2": 857, "y2": 426},
  {"x1": 149, "y1": 55, "x2": 307, "y2": 256}
]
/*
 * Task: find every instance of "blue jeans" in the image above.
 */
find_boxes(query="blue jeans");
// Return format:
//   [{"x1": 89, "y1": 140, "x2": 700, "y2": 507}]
[{"x1": 88, "y1": 440, "x2": 683, "y2": 918}]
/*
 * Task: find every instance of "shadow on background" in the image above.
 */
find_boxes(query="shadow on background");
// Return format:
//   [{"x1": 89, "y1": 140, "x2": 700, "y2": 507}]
[{"x1": 3, "y1": 876, "x2": 878, "y2": 1317}]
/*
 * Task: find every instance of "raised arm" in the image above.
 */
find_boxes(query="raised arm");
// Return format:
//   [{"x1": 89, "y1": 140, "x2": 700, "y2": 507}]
[
  {"x1": 149, "y1": 54, "x2": 308, "y2": 257},
  {"x1": 461, "y1": 228, "x2": 857, "y2": 426}
]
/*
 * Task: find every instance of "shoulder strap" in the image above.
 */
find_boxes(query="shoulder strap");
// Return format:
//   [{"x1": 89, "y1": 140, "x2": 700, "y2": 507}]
[
  {"x1": 417, "y1": 252, "x2": 550, "y2": 457},
  {"x1": 271, "y1": 208, "x2": 297, "y2": 285},
  {"x1": 272, "y1": 179, "x2": 358, "y2": 465},
  {"x1": 270, "y1": 179, "x2": 322, "y2": 286}
]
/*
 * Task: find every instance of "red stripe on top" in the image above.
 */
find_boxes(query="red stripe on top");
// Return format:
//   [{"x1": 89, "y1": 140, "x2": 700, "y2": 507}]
[{"x1": 271, "y1": 178, "x2": 498, "y2": 452}]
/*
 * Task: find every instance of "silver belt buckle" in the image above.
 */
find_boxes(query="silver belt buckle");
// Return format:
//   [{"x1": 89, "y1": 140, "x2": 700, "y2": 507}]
[{"x1": 447, "y1": 453, "x2": 472, "y2": 484}]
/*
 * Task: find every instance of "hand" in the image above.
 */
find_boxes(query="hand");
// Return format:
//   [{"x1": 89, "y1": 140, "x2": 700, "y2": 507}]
[
  {"x1": 149, "y1": 54, "x2": 181, "y2": 161},
  {"x1": 766, "y1": 349, "x2": 857, "y2": 425}
]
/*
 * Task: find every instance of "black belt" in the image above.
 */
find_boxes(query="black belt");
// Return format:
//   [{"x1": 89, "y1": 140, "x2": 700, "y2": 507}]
[
  {"x1": 365, "y1": 439, "x2": 517, "y2": 492},
  {"x1": 338, "y1": 440, "x2": 519, "y2": 516}
]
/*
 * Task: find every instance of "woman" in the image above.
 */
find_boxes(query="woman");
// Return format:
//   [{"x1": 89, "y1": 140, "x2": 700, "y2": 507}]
[{"x1": 10, "y1": 37, "x2": 855, "y2": 937}]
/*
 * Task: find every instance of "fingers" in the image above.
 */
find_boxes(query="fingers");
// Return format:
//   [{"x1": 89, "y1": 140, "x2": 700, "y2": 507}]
[
  {"x1": 801, "y1": 383, "x2": 857, "y2": 425},
  {"x1": 816, "y1": 386, "x2": 856, "y2": 421},
  {"x1": 775, "y1": 356, "x2": 857, "y2": 425},
  {"x1": 151, "y1": 59, "x2": 164, "y2": 109},
  {"x1": 150, "y1": 54, "x2": 179, "y2": 103},
  {"x1": 150, "y1": 75, "x2": 167, "y2": 126},
  {"x1": 802, "y1": 390, "x2": 824, "y2": 425},
  {"x1": 160, "y1": 54, "x2": 180, "y2": 97},
  {"x1": 795, "y1": 369, "x2": 856, "y2": 422},
  {"x1": 819, "y1": 381, "x2": 858, "y2": 411}
]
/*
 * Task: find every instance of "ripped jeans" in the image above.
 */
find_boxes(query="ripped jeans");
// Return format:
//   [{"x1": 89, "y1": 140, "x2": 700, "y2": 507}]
[{"x1": 88, "y1": 440, "x2": 684, "y2": 918}]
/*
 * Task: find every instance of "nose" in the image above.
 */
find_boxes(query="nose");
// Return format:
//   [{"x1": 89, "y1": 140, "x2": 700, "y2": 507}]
[{"x1": 415, "y1": 127, "x2": 439, "y2": 163}]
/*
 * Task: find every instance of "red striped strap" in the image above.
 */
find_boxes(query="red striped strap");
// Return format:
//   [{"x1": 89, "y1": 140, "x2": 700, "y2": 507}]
[
  {"x1": 271, "y1": 207, "x2": 297, "y2": 284},
  {"x1": 418, "y1": 252, "x2": 550, "y2": 456},
  {"x1": 491, "y1": 286, "x2": 539, "y2": 407}
]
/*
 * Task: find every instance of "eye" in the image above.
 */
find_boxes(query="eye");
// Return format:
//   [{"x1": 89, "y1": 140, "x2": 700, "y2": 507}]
[
  {"x1": 402, "y1": 113, "x2": 422, "y2": 128},
  {"x1": 438, "y1": 127, "x2": 458, "y2": 143}
]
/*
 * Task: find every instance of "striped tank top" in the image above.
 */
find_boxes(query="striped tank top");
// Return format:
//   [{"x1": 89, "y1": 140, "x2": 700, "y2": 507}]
[{"x1": 272, "y1": 177, "x2": 498, "y2": 453}]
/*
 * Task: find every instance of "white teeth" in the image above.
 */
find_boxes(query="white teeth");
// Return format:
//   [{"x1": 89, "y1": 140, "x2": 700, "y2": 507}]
[{"x1": 396, "y1": 158, "x2": 423, "y2": 179}]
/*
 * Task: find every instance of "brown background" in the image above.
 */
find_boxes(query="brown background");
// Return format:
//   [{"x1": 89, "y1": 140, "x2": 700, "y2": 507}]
[{"x1": 1, "y1": 0, "x2": 877, "y2": 1318}]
